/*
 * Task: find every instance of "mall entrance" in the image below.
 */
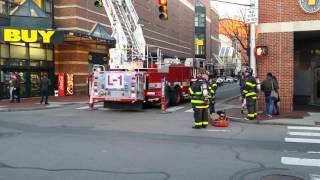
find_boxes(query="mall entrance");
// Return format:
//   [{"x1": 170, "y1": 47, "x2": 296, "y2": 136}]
[{"x1": 294, "y1": 31, "x2": 320, "y2": 106}]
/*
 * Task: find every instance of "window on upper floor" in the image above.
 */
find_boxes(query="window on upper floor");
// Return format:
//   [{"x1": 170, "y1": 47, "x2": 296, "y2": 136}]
[{"x1": 7, "y1": 0, "x2": 52, "y2": 16}]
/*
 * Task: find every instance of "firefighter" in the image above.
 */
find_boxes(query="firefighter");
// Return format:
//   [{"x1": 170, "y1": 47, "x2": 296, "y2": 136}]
[
  {"x1": 189, "y1": 74, "x2": 210, "y2": 129},
  {"x1": 242, "y1": 67, "x2": 258, "y2": 120},
  {"x1": 208, "y1": 75, "x2": 218, "y2": 115}
]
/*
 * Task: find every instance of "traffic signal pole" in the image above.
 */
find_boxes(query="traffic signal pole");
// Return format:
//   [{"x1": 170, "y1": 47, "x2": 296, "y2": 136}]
[{"x1": 249, "y1": 0, "x2": 257, "y2": 77}]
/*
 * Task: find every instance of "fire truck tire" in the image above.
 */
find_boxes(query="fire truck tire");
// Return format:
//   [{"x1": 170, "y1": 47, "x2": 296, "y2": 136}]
[{"x1": 170, "y1": 86, "x2": 182, "y2": 106}]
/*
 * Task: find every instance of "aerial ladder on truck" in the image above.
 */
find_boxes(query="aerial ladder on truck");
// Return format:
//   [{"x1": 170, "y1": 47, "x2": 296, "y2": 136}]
[{"x1": 101, "y1": 0, "x2": 146, "y2": 69}]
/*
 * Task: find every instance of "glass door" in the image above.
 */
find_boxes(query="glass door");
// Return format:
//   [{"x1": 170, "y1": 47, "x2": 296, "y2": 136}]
[{"x1": 30, "y1": 72, "x2": 41, "y2": 96}]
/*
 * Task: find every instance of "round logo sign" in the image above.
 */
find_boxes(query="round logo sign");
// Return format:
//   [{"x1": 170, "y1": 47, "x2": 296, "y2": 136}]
[{"x1": 299, "y1": 0, "x2": 320, "y2": 13}]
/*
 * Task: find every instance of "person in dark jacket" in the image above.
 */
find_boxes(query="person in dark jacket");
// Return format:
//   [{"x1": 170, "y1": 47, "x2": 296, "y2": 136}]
[
  {"x1": 12, "y1": 74, "x2": 21, "y2": 103},
  {"x1": 40, "y1": 74, "x2": 51, "y2": 104},
  {"x1": 261, "y1": 73, "x2": 278, "y2": 118}
]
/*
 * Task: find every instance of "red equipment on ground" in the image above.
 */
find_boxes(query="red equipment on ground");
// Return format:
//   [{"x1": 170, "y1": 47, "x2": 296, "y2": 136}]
[{"x1": 211, "y1": 110, "x2": 229, "y2": 127}]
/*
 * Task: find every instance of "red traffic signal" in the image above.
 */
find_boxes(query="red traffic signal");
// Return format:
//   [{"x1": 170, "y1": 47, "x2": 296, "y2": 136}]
[
  {"x1": 157, "y1": 0, "x2": 168, "y2": 20},
  {"x1": 256, "y1": 46, "x2": 268, "y2": 56}
]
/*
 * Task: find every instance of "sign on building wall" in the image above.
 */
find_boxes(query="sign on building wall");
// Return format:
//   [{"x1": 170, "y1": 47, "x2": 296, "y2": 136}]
[
  {"x1": 299, "y1": 0, "x2": 320, "y2": 14},
  {"x1": 0, "y1": 28, "x2": 64, "y2": 44}
]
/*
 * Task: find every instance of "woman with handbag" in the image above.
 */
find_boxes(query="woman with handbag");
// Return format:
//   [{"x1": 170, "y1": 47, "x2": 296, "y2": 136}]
[
  {"x1": 272, "y1": 75, "x2": 280, "y2": 115},
  {"x1": 261, "y1": 73, "x2": 278, "y2": 118}
]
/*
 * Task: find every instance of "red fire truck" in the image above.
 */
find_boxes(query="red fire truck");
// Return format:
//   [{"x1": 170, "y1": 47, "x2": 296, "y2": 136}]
[{"x1": 89, "y1": 61, "x2": 206, "y2": 109}]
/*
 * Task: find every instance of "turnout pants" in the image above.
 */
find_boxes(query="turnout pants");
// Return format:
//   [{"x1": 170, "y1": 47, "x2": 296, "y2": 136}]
[
  {"x1": 194, "y1": 108, "x2": 209, "y2": 128},
  {"x1": 246, "y1": 97, "x2": 257, "y2": 120},
  {"x1": 209, "y1": 99, "x2": 215, "y2": 114}
]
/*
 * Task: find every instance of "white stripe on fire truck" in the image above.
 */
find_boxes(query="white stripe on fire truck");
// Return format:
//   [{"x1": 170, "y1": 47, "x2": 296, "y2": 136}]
[
  {"x1": 182, "y1": 81, "x2": 190, "y2": 86},
  {"x1": 149, "y1": 83, "x2": 161, "y2": 89}
]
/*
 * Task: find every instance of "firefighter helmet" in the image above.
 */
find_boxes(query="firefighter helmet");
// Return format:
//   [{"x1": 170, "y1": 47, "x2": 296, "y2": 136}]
[{"x1": 245, "y1": 67, "x2": 253, "y2": 75}]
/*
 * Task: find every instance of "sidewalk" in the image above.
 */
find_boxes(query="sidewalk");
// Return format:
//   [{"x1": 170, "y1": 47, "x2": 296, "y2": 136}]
[
  {"x1": 224, "y1": 97, "x2": 320, "y2": 126},
  {"x1": 0, "y1": 95, "x2": 88, "y2": 112}
]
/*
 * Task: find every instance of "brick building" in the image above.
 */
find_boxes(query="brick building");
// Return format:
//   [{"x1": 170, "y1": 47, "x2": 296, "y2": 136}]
[
  {"x1": 257, "y1": 0, "x2": 320, "y2": 112},
  {"x1": 54, "y1": 0, "x2": 220, "y2": 94}
]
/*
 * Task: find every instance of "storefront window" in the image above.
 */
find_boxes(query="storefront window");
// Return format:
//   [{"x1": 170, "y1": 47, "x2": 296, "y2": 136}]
[
  {"x1": 30, "y1": 47, "x2": 46, "y2": 60},
  {"x1": 10, "y1": 45, "x2": 28, "y2": 59},
  {"x1": 46, "y1": 49, "x2": 53, "y2": 60},
  {"x1": 0, "y1": 0, "x2": 6, "y2": 15},
  {"x1": 1, "y1": 44, "x2": 9, "y2": 58}
]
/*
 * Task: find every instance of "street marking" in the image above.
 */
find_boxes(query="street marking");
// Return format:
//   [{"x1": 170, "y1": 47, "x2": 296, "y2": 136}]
[
  {"x1": 166, "y1": 106, "x2": 185, "y2": 112},
  {"x1": 288, "y1": 132, "x2": 320, "y2": 137},
  {"x1": 77, "y1": 104, "x2": 103, "y2": 110},
  {"x1": 185, "y1": 108, "x2": 193, "y2": 112},
  {"x1": 207, "y1": 130, "x2": 230, "y2": 132},
  {"x1": 281, "y1": 157, "x2": 320, "y2": 167},
  {"x1": 310, "y1": 174, "x2": 320, "y2": 180},
  {"x1": 285, "y1": 138, "x2": 320, "y2": 144},
  {"x1": 288, "y1": 126, "x2": 320, "y2": 131},
  {"x1": 308, "y1": 152, "x2": 320, "y2": 154}
]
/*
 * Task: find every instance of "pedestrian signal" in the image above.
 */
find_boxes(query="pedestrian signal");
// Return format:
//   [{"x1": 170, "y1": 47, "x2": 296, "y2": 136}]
[
  {"x1": 94, "y1": 0, "x2": 103, "y2": 8},
  {"x1": 157, "y1": 0, "x2": 168, "y2": 20},
  {"x1": 256, "y1": 46, "x2": 268, "y2": 56}
]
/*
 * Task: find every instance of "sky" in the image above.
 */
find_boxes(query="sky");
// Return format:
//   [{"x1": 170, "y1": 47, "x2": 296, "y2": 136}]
[{"x1": 210, "y1": 0, "x2": 252, "y2": 17}]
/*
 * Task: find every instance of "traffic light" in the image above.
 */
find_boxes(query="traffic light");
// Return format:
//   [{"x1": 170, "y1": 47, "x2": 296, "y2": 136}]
[
  {"x1": 94, "y1": 0, "x2": 102, "y2": 8},
  {"x1": 256, "y1": 46, "x2": 268, "y2": 56},
  {"x1": 157, "y1": 0, "x2": 168, "y2": 20}
]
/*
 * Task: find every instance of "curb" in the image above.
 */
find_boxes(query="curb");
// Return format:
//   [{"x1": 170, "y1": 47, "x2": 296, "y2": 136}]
[
  {"x1": 0, "y1": 102, "x2": 87, "y2": 112},
  {"x1": 228, "y1": 116, "x2": 318, "y2": 127}
]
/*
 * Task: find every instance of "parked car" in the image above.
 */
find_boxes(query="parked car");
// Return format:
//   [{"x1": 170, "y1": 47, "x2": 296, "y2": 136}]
[
  {"x1": 225, "y1": 76, "x2": 234, "y2": 83},
  {"x1": 216, "y1": 77, "x2": 224, "y2": 86}
]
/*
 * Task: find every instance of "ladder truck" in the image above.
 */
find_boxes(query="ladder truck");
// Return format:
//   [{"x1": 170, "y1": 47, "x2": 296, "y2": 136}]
[{"x1": 89, "y1": 0, "x2": 206, "y2": 110}]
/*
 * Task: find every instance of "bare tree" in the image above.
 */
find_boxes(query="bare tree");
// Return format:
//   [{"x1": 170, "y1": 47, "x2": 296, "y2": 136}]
[{"x1": 219, "y1": 10, "x2": 249, "y2": 64}]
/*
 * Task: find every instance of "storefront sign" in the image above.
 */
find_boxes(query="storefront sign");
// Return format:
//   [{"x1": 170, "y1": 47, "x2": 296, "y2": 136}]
[
  {"x1": 58, "y1": 73, "x2": 65, "y2": 96},
  {"x1": 3, "y1": 29, "x2": 55, "y2": 43},
  {"x1": 299, "y1": 0, "x2": 320, "y2": 14}
]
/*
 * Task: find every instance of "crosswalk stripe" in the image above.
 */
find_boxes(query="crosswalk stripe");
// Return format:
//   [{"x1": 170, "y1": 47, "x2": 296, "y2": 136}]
[
  {"x1": 288, "y1": 132, "x2": 320, "y2": 137},
  {"x1": 288, "y1": 126, "x2": 320, "y2": 131},
  {"x1": 166, "y1": 106, "x2": 185, "y2": 112},
  {"x1": 281, "y1": 157, "x2": 320, "y2": 167},
  {"x1": 77, "y1": 104, "x2": 103, "y2": 110},
  {"x1": 285, "y1": 138, "x2": 320, "y2": 144}
]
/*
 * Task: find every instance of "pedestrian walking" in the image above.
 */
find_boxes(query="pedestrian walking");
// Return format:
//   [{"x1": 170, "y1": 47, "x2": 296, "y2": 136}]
[
  {"x1": 208, "y1": 74, "x2": 218, "y2": 115},
  {"x1": 40, "y1": 74, "x2": 51, "y2": 104},
  {"x1": 12, "y1": 74, "x2": 21, "y2": 103},
  {"x1": 272, "y1": 75, "x2": 280, "y2": 115},
  {"x1": 8, "y1": 79, "x2": 14, "y2": 102},
  {"x1": 261, "y1": 73, "x2": 278, "y2": 118},
  {"x1": 189, "y1": 74, "x2": 210, "y2": 129},
  {"x1": 242, "y1": 67, "x2": 258, "y2": 120}
]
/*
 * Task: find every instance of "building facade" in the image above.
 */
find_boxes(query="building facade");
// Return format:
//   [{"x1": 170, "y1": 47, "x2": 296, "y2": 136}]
[
  {"x1": 54, "y1": 0, "x2": 220, "y2": 94},
  {"x1": 0, "y1": 0, "x2": 56, "y2": 99},
  {"x1": 258, "y1": 0, "x2": 320, "y2": 112}
]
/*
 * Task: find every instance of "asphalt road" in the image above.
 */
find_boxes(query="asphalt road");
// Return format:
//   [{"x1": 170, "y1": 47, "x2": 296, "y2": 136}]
[{"x1": 0, "y1": 83, "x2": 319, "y2": 180}]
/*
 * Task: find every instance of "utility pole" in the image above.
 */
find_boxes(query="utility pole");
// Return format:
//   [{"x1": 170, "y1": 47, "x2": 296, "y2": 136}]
[{"x1": 249, "y1": 0, "x2": 257, "y2": 77}]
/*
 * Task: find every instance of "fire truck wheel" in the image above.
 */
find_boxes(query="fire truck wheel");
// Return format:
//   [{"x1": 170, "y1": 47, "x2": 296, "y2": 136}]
[{"x1": 170, "y1": 86, "x2": 182, "y2": 106}]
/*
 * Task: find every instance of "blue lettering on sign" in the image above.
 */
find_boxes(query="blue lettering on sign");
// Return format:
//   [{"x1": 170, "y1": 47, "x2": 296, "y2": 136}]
[
  {"x1": 99, "y1": 75, "x2": 105, "y2": 81},
  {"x1": 299, "y1": 0, "x2": 320, "y2": 13},
  {"x1": 124, "y1": 84, "x2": 128, "y2": 91}
]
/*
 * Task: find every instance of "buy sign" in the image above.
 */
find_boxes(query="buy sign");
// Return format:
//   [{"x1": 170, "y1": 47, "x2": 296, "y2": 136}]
[{"x1": 3, "y1": 29, "x2": 55, "y2": 43}]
